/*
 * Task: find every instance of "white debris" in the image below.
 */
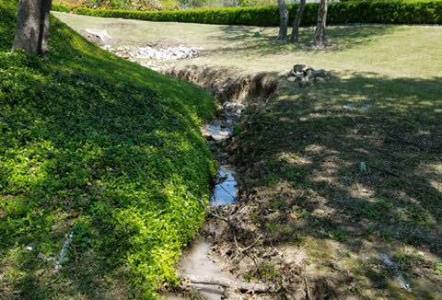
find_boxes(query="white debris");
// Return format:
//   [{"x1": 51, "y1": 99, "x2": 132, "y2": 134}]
[
  {"x1": 55, "y1": 231, "x2": 74, "y2": 272},
  {"x1": 343, "y1": 103, "x2": 372, "y2": 112},
  {"x1": 111, "y1": 45, "x2": 200, "y2": 61},
  {"x1": 359, "y1": 161, "x2": 368, "y2": 173},
  {"x1": 379, "y1": 253, "x2": 412, "y2": 292},
  {"x1": 202, "y1": 122, "x2": 233, "y2": 141}
]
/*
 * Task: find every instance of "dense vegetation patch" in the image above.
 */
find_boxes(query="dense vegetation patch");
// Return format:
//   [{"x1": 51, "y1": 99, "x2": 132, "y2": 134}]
[
  {"x1": 54, "y1": 0, "x2": 180, "y2": 11},
  {"x1": 0, "y1": 1, "x2": 215, "y2": 299},
  {"x1": 54, "y1": 0, "x2": 442, "y2": 26},
  {"x1": 53, "y1": 0, "x2": 275, "y2": 11}
]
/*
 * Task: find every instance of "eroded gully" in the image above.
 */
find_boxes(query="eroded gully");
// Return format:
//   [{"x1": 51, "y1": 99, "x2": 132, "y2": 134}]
[{"x1": 75, "y1": 29, "x2": 278, "y2": 299}]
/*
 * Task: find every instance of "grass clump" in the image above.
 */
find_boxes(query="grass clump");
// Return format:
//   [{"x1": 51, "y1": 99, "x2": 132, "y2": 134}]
[{"x1": 0, "y1": 1, "x2": 215, "y2": 298}]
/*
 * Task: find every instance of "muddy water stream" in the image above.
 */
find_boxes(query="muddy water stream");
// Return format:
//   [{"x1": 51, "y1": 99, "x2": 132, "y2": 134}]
[
  {"x1": 166, "y1": 102, "x2": 244, "y2": 299},
  {"x1": 72, "y1": 31, "x2": 259, "y2": 298}
]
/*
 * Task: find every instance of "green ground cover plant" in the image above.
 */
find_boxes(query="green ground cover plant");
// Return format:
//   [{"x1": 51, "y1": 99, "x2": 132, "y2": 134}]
[{"x1": 0, "y1": 1, "x2": 216, "y2": 299}]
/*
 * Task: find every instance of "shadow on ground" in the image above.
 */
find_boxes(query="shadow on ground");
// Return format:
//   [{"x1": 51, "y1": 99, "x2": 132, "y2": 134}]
[
  {"x1": 234, "y1": 71, "x2": 442, "y2": 298},
  {"x1": 206, "y1": 25, "x2": 394, "y2": 56}
]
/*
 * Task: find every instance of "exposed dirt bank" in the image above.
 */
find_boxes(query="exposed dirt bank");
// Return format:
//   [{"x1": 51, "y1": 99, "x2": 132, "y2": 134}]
[{"x1": 165, "y1": 66, "x2": 278, "y2": 104}]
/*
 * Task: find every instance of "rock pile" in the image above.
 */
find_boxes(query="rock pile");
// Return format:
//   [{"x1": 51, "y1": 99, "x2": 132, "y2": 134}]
[
  {"x1": 287, "y1": 64, "x2": 329, "y2": 87},
  {"x1": 110, "y1": 45, "x2": 200, "y2": 61},
  {"x1": 83, "y1": 29, "x2": 112, "y2": 45}
]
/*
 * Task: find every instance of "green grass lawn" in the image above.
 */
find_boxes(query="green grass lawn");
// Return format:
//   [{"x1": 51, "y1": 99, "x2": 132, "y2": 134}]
[
  {"x1": 54, "y1": 12, "x2": 442, "y2": 78},
  {"x1": 0, "y1": 1, "x2": 216, "y2": 299},
  {"x1": 53, "y1": 12, "x2": 442, "y2": 299},
  {"x1": 236, "y1": 74, "x2": 442, "y2": 298}
]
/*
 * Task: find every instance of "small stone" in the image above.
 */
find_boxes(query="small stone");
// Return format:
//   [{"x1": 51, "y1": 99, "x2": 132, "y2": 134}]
[
  {"x1": 293, "y1": 64, "x2": 307, "y2": 73},
  {"x1": 313, "y1": 69, "x2": 328, "y2": 78},
  {"x1": 303, "y1": 68, "x2": 314, "y2": 77},
  {"x1": 287, "y1": 76, "x2": 297, "y2": 82}
]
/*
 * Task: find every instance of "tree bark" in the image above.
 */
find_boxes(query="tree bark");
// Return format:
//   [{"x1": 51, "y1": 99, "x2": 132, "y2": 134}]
[
  {"x1": 290, "y1": 0, "x2": 306, "y2": 43},
  {"x1": 277, "y1": 0, "x2": 289, "y2": 41},
  {"x1": 13, "y1": 0, "x2": 52, "y2": 55},
  {"x1": 39, "y1": 0, "x2": 52, "y2": 54},
  {"x1": 313, "y1": 0, "x2": 328, "y2": 48}
]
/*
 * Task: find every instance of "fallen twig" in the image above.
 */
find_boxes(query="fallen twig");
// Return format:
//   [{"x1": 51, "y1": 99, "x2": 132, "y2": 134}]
[
  {"x1": 208, "y1": 211, "x2": 230, "y2": 223},
  {"x1": 186, "y1": 276, "x2": 276, "y2": 293},
  {"x1": 369, "y1": 164, "x2": 400, "y2": 177}
]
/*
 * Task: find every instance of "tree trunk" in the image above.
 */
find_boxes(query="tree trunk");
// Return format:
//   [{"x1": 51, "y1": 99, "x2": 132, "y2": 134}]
[
  {"x1": 313, "y1": 0, "x2": 328, "y2": 48},
  {"x1": 290, "y1": 0, "x2": 306, "y2": 43},
  {"x1": 277, "y1": 0, "x2": 289, "y2": 41},
  {"x1": 13, "y1": 0, "x2": 52, "y2": 55},
  {"x1": 39, "y1": 0, "x2": 52, "y2": 54}
]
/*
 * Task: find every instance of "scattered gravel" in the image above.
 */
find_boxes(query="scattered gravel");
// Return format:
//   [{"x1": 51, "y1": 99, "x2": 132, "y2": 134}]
[{"x1": 107, "y1": 45, "x2": 201, "y2": 61}]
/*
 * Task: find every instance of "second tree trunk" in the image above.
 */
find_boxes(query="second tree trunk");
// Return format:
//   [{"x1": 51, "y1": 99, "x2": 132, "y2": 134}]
[
  {"x1": 291, "y1": 0, "x2": 306, "y2": 43},
  {"x1": 277, "y1": 0, "x2": 289, "y2": 41},
  {"x1": 313, "y1": 0, "x2": 328, "y2": 48}
]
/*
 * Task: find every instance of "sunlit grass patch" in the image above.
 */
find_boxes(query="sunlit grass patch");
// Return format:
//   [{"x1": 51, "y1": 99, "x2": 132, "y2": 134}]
[{"x1": 0, "y1": 1, "x2": 216, "y2": 298}]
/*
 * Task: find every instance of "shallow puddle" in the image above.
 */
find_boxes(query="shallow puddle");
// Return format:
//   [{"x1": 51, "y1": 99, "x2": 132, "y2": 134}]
[
  {"x1": 211, "y1": 165, "x2": 238, "y2": 206},
  {"x1": 176, "y1": 239, "x2": 235, "y2": 300},
  {"x1": 202, "y1": 122, "x2": 233, "y2": 141},
  {"x1": 170, "y1": 101, "x2": 242, "y2": 298}
]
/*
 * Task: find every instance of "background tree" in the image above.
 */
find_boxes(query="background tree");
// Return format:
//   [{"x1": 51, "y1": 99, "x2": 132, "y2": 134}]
[
  {"x1": 13, "y1": 0, "x2": 53, "y2": 55},
  {"x1": 313, "y1": 0, "x2": 327, "y2": 48},
  {"x1": 290, "y1": 0, "x2": 306, "y2": 43},
  {"x1": 277, "y1": 0, "x2": 288, "y2": 41}
]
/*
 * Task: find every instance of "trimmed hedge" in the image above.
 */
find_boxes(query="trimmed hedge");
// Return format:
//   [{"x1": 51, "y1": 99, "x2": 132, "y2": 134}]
[
  {"x1": 52, "y1": 3, "x2": 72, "y2": 12},
  {"x1": 54, "y1": 0, "x2": 442, "y2": 25}
]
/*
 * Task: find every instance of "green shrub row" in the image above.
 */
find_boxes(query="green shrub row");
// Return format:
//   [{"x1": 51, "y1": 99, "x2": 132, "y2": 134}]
[
  {"x1": 54, "y1": 0, "x2": 442, "y2": 25},
  {"x1": 52, "y1": 3, "x2": 72, "y2": 12}
]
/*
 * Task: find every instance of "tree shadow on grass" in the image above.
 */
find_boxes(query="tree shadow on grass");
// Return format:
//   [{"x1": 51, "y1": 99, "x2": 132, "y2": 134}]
[
  {"x1": 235, "y1": 72, "x2": 442, "y2": 297},
  {"x1": 207, "y1": 24, "x2": 394, "y2": 56}
]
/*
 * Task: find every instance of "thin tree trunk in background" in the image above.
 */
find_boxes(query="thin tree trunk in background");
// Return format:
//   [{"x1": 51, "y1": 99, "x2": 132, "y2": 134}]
[
  {"x1": 39, "y1": 0, "x2": 52, "y2": 54},
  {"x1": 290, "y1": 0, "x2": 306, "y2": 43},
  {"x1": 277, "y1": 0, "x2": 289, "y2": 41},
  {"x1": 313, "y1": 0, "x2": 328, "y2": 48},
  {"x1": 13, "y1": 0, "x2": 52, "y2": 55}
]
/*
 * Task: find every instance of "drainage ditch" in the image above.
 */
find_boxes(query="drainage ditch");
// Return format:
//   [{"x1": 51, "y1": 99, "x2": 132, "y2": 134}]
[
  {"x1": 164, "y1": 69, "x2": 278, "y2": 299},
  {"x1": 80, "y1": 30, "x2": 282, "y2": 298}
]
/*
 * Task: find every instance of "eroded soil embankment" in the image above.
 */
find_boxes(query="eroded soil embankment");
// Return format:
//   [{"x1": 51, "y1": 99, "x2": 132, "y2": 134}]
[
  {"x1": 165, "y1": 66, "x2": 279, "y2": 104},
  {"x1": 163, "y1": 65, "x2": 283, "y2": 299}
]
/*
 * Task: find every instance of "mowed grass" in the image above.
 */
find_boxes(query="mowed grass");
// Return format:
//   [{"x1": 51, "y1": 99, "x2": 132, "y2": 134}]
[
  {"x1": 0, "y1": 1, "x2": 216, "y2": 299},
  {"x1": 237, "y1": 73, "x2": 442, "y2": 298},
  {"x1": 54, "y1": 12, "x2": 442, "y2": 78},
  {"x1": 53, "y1": 12, "x2": 442, "y2": 298}
]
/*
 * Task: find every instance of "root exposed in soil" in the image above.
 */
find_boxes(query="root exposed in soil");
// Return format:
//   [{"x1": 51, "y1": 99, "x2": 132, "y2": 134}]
[{"x1": 201, "y1": 205, "x2": 341, "y2": 300}]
